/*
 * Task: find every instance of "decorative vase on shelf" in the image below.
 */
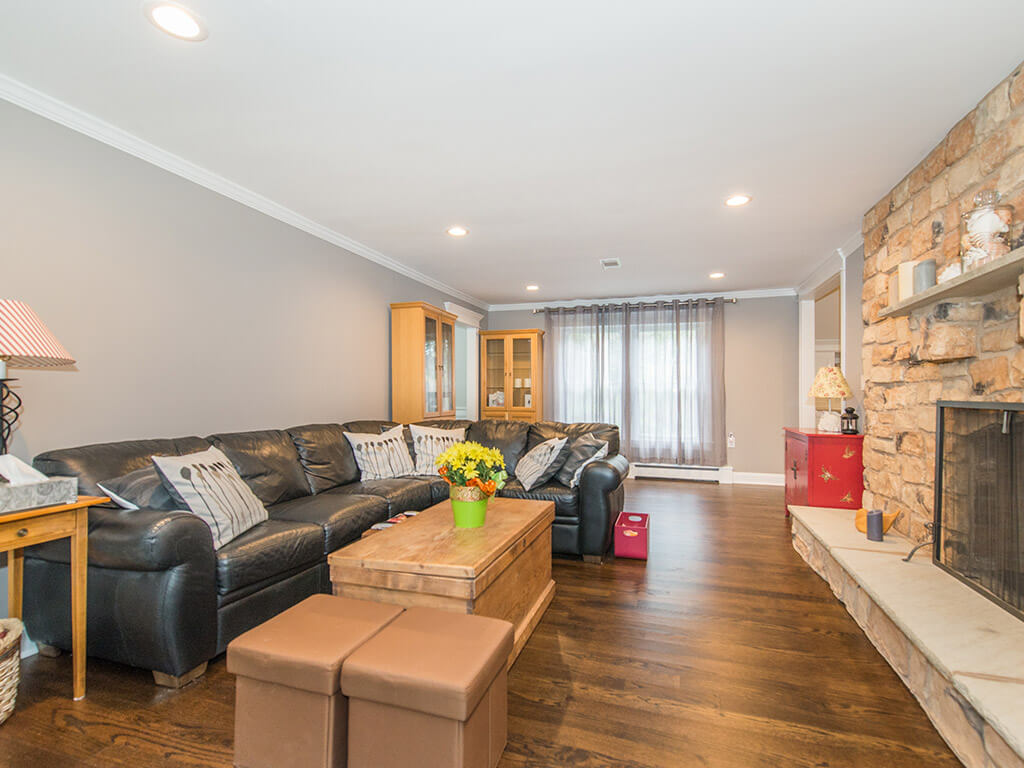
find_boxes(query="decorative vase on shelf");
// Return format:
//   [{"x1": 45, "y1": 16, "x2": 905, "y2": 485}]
[
  {"x1": 449, "y1": 484, "x2": 489, "y2": 528},
  {"x1": 436, "y1": 441, "x2": 507, "y2": 529}
]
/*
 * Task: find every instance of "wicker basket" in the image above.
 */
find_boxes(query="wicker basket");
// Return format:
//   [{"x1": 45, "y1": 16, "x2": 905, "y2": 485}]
[{"x1": 0, "y1": 618, "x2": 22, "y2": 725}]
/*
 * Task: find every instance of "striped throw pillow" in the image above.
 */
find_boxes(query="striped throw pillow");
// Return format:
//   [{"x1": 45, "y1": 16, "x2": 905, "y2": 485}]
[
  {"x1": 515, "y1": 437, "x2": 569, "y2": 491},
  {"x1": 410, "y1": 424, "x2": 466, "y2": 475},
  {"x1": 344, "y1": 425, "x2": 416, "y2": 480},
  {"x1": 151, "y1": 447, "x2": 268, "y2": 549}
]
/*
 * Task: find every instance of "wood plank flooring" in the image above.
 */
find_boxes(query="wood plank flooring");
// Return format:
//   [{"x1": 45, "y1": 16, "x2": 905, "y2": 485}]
[{"x1": 0, "y1": 481, "x2": 958, "y2": 767}]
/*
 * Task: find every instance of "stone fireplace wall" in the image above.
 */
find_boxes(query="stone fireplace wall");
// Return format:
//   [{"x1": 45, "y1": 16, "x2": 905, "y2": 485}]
[{"x1": 861, "y1": 60, "x2": 1024, "y2": 540}]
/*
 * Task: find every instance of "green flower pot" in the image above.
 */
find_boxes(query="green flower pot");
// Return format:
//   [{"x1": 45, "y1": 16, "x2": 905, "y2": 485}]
[{"x1": 450, "y1": 486, "x2": 488, "y2": 528}]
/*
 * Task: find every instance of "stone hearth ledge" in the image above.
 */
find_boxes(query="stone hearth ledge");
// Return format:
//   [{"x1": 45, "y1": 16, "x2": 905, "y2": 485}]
[{"x1": 789, "y1": 504, "x2": 1024, "y2": 768}]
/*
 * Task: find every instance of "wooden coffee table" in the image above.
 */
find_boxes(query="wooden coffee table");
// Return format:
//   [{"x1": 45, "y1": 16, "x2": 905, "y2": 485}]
[{"x1": 328, "y1": 497, "x2": 555, "y2": 663}]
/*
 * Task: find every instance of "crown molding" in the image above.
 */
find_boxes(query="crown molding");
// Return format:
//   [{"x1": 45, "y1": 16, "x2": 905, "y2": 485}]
[
  {"x1": 443, "y1": 302, "x2": 484, "y2": 328},
  {"x1": 797, "y1": 230, "x2": 863, "y2": 298},
  {"x1": 487, "y1": 287, "x2": 797, "y2": 313},
  {"x1": 0, "y1": 74, "x2": 489, "y2": 311}
]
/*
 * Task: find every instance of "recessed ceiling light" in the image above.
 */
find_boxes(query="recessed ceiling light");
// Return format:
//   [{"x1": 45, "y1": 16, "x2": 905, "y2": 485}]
[
  {"x1": 709, "y1": 272, "x2": 726, "y2": 279},
  {"x1": 145, "y1": 2, "x2": 208, "y2": 41},
  {"x1": 600, "y1": 258, "x2": 621, "y2": 270},
  {"x1": 526, "y1": 285, "x2": 540, "y2": 291},
  {"x1": 446, "y1": 226, "x2": 469, "y2": 237},
  {"x1": 725, "y1": 194, "x2": 752, "y2": 207}
]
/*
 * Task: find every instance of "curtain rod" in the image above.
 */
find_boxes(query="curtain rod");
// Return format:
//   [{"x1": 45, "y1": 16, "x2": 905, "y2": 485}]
[{"x1": 530, "y1": 297, "x2": 738, "y2": 314}]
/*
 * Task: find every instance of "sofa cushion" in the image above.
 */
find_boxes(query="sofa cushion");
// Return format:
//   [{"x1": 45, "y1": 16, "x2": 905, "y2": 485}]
[
  {"x1": 341, "y1": 420, "x2": 398, "y2": 435},
  {"x1": 97, "y1": 465, "x2": 180, "y2": 511},
  {"x1": 287, "y1": 423, "x2": 359, "y2": 492},
  {"x1": 208, "y1": 430, "x2": 311, "y2": 506},
  {"x1": 514, "y1": 437, "x2": 570, "y2": 491},
  {"x1": 409, "y1": 475, "x2": 449, "y2": 505},
  {"x1": 269, "y1": 492, "x2": 389, "y2": 553},
  {"x1": 344, "y1": 425, "x2": 416, "y2": 480},
  {"x1": 409, "y1": 423, "x2": 465, "y2": 475},
  {"x1": 215, "y1": 519, "x2": 323, "y2": 596},
  {"x1": 326, "y1": 478, "x2": 433, "y2": 515},
  {"x1": 499, "y1": 478, "x2": 579, "y2": 521},
  {"x1": 466, "y1": 420, "x2": 530, "y2": 475},
  {"x1": 528, "y1": 421, "x2": 620, "y2": 456},
  {"x1": 555, "y1": 434, "x2": 609, "y2": 488},
  {"x1": 152, "y1": 447, "x2": 269, "y2": 550},
  {"x1": 34, "y1": 436, "x2": 211, "y2": 498}
]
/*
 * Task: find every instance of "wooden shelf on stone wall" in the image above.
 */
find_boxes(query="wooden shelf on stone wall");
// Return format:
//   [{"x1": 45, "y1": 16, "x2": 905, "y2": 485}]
[{"x1": 879, "y1": 245, "x2": 1024, "y2": 318}]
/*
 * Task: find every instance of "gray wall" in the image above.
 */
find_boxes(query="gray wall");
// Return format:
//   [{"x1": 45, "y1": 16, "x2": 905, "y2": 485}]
[
  {"x1": 0, "y1": 100, "x2": 476, "y2": 461},
  {"x1": 723, "y1": 297, "x2": 798, "y2": 473},
  {"x1": 486, "y1": 309, "x2": 541, "y2": 331},
  {"x1": 487, "y1": 296, "x2": 798, "y2": 473}
]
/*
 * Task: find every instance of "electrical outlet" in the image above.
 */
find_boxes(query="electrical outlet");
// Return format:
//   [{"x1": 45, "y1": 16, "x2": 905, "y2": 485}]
[{"x1": 727, "y1": 432, "x2": 736, "y2": 449}]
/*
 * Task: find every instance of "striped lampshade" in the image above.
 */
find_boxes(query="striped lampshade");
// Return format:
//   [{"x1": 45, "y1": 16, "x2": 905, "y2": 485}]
[{"x1": 0, "y1": 299, "x2": 75, "y2": 368}]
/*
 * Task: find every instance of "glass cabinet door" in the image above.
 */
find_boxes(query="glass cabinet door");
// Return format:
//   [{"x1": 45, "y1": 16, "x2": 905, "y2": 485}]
[
  {"x1": 424, "y1": 315, "x2": 438, "y2": 415},
  {"x1": 440, "y1": 321, "x2": 454, "y2": 413},
  {"x1": 485, "y1": 337, "x2": 507, "y2": 410},
  {"x1": 511, "y1": 336, "x2": 533, "y2": 409}
]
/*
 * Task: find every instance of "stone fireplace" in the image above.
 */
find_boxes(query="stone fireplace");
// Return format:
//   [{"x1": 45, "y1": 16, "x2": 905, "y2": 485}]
[
  {"x1": 861, "y1": 60, "x2": 1024, "y2": 543},
  {"x1": 787, "y1": 58, "x2": 1024, "y2": 768}
]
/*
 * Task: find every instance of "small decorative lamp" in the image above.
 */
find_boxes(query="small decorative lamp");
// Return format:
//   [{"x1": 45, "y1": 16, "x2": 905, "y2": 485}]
[
  {"x1": 0, "y1": 299, "x2": 75, "y2": 454},
  {"x1": 808, "y1": 366, "x2": 852, "y2": 433}
]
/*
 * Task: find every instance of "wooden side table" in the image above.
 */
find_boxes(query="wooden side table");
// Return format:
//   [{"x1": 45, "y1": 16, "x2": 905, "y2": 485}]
[{"x1": 1, "y1": 495, "x2": 108, "y2": 700}]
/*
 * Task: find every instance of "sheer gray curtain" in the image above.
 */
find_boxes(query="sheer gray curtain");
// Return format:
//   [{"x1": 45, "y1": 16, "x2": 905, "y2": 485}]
[{"x1": 546, "y1": 298, "x2": 725, "y2": 466}]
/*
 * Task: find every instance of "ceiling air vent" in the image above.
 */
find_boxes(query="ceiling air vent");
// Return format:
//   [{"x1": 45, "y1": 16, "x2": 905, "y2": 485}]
[{"x1": 600, "y1": 258, "x2": 621, "y2": 270}]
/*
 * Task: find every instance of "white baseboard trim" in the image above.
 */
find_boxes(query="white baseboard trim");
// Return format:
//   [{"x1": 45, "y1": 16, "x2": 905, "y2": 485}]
[
  {"x1": 731, "y1": 472, "x2": 785, "y2": 486},
  {"x1": 628, "y1": 464, "x2": 783, "y2": 486}
]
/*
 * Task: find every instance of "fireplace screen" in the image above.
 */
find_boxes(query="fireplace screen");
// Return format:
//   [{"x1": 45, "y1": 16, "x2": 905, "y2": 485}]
[{"x1": 935, "y1": 401, "x2": 1024, "y2": 621}]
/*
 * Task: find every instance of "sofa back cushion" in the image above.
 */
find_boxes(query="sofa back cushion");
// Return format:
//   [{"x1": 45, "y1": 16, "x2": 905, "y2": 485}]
[
  {"x1": 207, "y1": 430, "x2": 310, "y2": 506},
  {"x1": 33, "y1": 436, "x2": 211, "y2": 498},
  {"x1": 466, "y1": 420, "x2": 531, "y2": 475},
  {"x1": 287, "y1": 423, "x2": 359, "y2": 492},
  {"x1": 528, "y1": 421, "x2": 620, "y2": 456},
  {"x1": 341, "y1": 420, "x2": 398, "y2": 435}
]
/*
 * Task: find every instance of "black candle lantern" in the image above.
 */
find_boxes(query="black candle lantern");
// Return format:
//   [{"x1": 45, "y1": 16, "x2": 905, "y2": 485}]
[{"x1": 841, "y1": 407, "x2": 859, "y2": 435}]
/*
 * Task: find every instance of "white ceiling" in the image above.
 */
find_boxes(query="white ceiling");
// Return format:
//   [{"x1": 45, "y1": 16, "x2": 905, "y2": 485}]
[{"x1": 2, "y1": 1, "x2": 1024, "y2": 308}]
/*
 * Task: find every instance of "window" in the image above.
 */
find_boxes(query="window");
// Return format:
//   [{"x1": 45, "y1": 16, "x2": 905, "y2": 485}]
[{"x1": 547, "y1": 299, "x2": 725, "y2": 466}]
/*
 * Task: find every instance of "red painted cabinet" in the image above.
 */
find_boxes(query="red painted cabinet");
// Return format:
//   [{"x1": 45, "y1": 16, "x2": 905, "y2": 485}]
[{"x1": 784, "y1": 428, "x2": 864, "y2": 514}]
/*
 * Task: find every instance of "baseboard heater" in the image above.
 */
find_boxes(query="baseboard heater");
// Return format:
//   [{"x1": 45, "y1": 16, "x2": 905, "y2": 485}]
[{"x1": 628, "y1": 464, "x2": 784, "y2": 486}]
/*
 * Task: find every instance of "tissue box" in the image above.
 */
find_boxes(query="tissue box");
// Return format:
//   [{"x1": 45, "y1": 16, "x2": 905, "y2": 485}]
[{"x1": 0, "y1": 476, "x2": 78, "y2": 515}]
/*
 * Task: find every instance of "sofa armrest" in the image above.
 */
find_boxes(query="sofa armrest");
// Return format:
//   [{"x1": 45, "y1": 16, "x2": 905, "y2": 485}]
[
  {"x1": 577, "y1": 454, "x2": 630, "y2": 557},
  {"x1": 27, "y1": 506, "x2": 215, "y2": 572}
]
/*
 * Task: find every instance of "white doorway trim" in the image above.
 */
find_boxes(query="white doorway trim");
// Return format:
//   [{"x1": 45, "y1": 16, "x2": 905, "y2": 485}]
[
  {"x1": 796, "y1": 231, "x2": 862, "y2": 430},
  {"x1": 445, "y1": 302, "x2": 482, "y2": 420}
]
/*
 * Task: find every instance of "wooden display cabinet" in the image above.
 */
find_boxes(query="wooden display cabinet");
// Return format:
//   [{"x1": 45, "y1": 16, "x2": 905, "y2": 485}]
[
  {"x1": 390, "y1": 302, "x2": 457, "y2": 423},
  {"x1": 479, "y1": 329, "x2": 543, "y2": 422}
]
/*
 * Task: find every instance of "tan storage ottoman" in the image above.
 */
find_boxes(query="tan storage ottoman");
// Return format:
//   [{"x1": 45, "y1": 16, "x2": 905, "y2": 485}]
[
  {"x1": 227, "y1": 594, "x2": 403, "y2": 768},
  {"x1": 341, "y1": 607, "x2": 514, "y2": 768}
]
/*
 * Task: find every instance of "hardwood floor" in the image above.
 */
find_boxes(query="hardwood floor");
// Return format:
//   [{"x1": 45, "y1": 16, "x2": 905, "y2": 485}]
[{"x1": 0, "y1": 481, "x2": 958, "y2": 767}]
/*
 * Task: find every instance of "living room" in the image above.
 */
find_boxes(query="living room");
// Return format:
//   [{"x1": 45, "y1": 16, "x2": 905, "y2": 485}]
[{"x1": 1, "y1": 3, "x2": 1023, "y2": 767}]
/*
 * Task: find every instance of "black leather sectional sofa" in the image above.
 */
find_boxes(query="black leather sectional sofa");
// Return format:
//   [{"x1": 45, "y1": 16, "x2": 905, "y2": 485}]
[{"x1": 24, "y1": 419, "x2": 629, "y2": 684}]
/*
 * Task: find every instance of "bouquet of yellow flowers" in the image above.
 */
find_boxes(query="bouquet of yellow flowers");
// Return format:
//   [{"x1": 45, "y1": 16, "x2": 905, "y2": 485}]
[{"x1": 435, "y1": 441, "x2": 507, "y2": 497}]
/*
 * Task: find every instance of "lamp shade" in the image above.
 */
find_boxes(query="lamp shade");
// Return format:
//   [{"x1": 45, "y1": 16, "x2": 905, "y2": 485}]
[
  {"x1": 808, "y1": 366, "x2": 852, "y2": 399},
  {"x1": 0, "y1": 299, "x2": 74, "y2": 368}
]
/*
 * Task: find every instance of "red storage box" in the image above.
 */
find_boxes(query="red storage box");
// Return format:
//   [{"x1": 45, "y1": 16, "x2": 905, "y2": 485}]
[{"x1": 614, "y1": 512, "x2": 649, "y2": 559}]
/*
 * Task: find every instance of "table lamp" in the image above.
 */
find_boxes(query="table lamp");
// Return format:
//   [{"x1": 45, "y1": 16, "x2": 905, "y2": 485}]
[
  {"x1": 808, "y1": 366, "x2": 852, "y2": 433},
  {"x1": 0, "y1": 299, "x2": 75, "y2": 454}
]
